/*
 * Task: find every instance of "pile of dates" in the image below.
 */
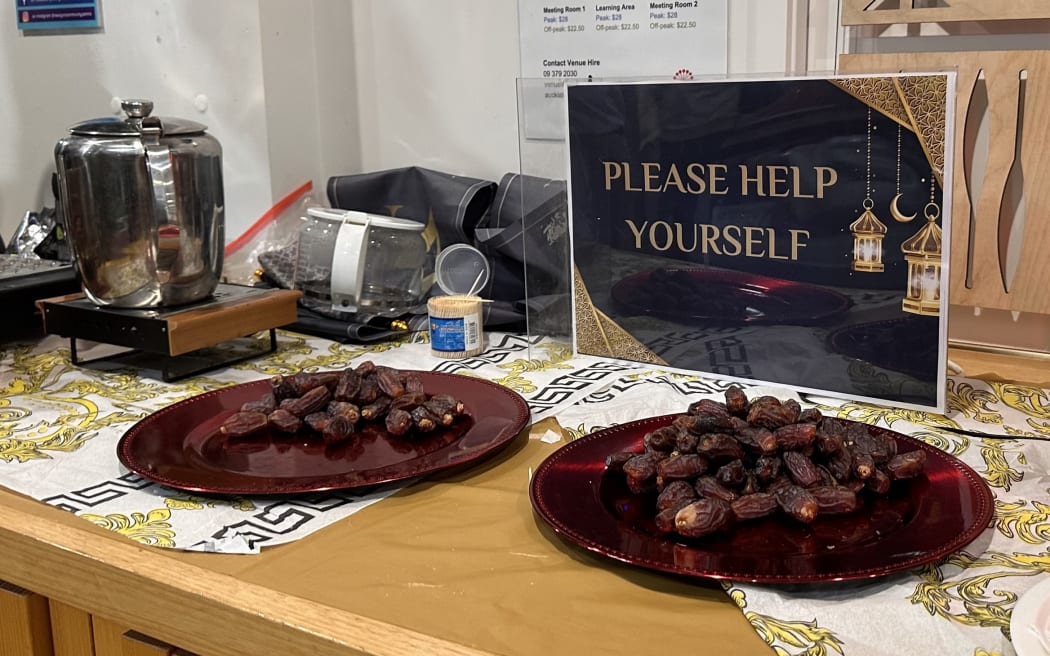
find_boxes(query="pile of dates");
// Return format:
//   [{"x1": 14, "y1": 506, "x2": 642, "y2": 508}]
[
  {"x1": 605, "y1": 386, "x2": 927, "y2": 539},
  {"x1": 219, "y1": 361, "x2": 466, "y2": 445}
]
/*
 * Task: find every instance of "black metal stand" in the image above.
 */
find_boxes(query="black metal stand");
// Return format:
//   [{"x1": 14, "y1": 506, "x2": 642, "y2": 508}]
[{"x1": 68, "y1": 328, "x2": 278, "y2": 382}]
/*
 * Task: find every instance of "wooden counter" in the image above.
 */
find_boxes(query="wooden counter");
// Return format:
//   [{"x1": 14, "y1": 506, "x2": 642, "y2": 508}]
[{"x1": 0, "y1": 420, "x2": 772, "y2": 656}]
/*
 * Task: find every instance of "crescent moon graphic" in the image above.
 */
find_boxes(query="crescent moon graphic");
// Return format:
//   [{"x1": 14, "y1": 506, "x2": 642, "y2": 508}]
[{"x1": 890, "y1": 193, "x2": 917, "y2": 223}]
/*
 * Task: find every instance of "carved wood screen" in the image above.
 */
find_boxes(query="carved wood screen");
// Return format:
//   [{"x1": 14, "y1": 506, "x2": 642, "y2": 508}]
[
  {"x1": 842, "y1": 0, "x2": 1050, "y2": 26},
  {"x1": 837, "y1": 2, "x2": 1050, "y2": 315}
]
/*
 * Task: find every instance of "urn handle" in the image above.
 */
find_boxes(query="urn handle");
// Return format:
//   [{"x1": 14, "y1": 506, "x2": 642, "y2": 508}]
[{"x1": 140, "y1": 114, "x2": 177, "y2": 232}]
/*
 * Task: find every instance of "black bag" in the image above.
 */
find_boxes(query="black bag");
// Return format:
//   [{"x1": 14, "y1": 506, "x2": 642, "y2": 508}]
[
  {"x1": 327, "y1": 166, "x2": 497, "y2": 250},
  {"x1": 474, "y1": 173, "x2": 571, "y2": 330}
]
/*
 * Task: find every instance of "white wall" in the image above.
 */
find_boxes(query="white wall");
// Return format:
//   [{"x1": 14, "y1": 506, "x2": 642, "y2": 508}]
[
  {"x1": 258, "y1": 0, "x2": 362, "y2": 211},
  {"x1": 346, "y1": 0, "x2": 839, "y2": 183},
  {"x1": 0, "y1": 0, "x2": 275, "y2": 243},
  {"x1": 348, "y1": 1, "x2": 523, "y2": 183},
  {"x1": 1, "y1": 0, "x2": 835, "y2": 244}
]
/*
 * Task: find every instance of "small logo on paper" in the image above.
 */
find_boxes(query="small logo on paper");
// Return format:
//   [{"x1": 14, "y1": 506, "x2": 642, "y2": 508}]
[
  {"x1": 21, "y1": 11, "x2": 30, "y2": 23},
  {"x1": 673, "y1": 69, "x2": 694, "y2": 81}
]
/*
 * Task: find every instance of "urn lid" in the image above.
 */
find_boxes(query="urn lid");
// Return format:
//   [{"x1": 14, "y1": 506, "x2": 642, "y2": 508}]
[{"x1": 68, "y1": 99, "x2": 207, "y2": 137}]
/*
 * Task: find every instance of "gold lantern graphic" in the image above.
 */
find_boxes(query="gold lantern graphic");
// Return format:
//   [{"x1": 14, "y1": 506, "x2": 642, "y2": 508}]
[
  {"x1": 900, "y1": 201, "x2": 943, "y2": 316},
  {"x1": 850, "y1": 198, "x2": 888, "y2": 272},
  {"x1": 850, "y1": 106, "x2": 887, "y2": 272}
]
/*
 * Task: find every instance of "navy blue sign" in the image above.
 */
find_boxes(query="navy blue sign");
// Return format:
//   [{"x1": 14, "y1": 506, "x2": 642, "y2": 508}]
[
  {"x1": 567, "y1": 76, "x2": 951, "y2": 410},
  {"x1": 17, "y1": 0, "x2": 99, "y2": 30}
]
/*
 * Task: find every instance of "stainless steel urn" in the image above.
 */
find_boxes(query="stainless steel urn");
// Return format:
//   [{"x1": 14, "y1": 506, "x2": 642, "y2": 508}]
[{"x1": 54, "y1": 99, "x2": 224, "y2": 307}]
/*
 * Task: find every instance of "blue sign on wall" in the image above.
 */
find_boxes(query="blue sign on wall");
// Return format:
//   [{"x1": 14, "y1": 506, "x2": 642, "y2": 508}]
[{"x1": 17, "y1": 0, "x2": 100, "y2": 30}]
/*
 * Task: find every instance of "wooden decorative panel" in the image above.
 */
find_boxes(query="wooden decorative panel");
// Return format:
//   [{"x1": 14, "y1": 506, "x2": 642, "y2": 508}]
[
  {"x1": 0, "y1": 580, "x2": 54, "y2": 656},
  {"x1": 91, "y1": 617, "x2": 128, "y2": 656},
  {"x1": 49, "y1": 601, "x2": 95, "y2": 656},
  {"x1": 840, "y1": 51, "x2": 1050, "y2": 314},
  {"x1": 841, "y1": 0, "x2": 1050, "y2": 26},
  {"x1": 120, "y1": 631, "x2": 177, "y2": 656}
]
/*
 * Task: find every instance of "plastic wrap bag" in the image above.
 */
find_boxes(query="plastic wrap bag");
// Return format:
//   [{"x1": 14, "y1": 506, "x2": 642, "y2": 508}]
[
  {"x1": 6, "y1": 208, "x2": 60, "y2": 258},
  {"x1": 222, "y1": 181, "x2": 318, "y2": 285}
]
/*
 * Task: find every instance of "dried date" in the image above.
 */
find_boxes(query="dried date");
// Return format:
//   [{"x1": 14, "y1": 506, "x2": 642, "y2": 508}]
[
  {"x1": 808, "y1": 486, "x2": 859, "y2": 514},
  {"x1": 327, "y1": 401, "x2": 361, "y2": 425},
  {"x1": 774, "y1": 423, "x2": 817, "y2": 451},
  {"x1": 815, "y1": 430, "x2": 844, "y2": 456},
  {"x1": 852, "y1": 451, "x2": 875, "y2": 480},
  {"x1": 675, "y1": 431, "x2": 699, "y2": 454},
  {"x1": 866, "y1": 468, "x2": 892, "y2": 495},
  {"x1": 798, "y1": 408, "x2": 823, "y2": 424},
  {"x1": 783, "y1": 450, "x2": 823, "y2": 488},
  {"x1": 279, "y1": 385, "x2": 331, "y2": 417},
  {"x1": 322, "y1": 415, "x2": 354, "y2": 445},
  {"x1": 753, "y1": 455, "x2": 781, "y2": 485},
  {"x1": 385, "y1": 408, "x2": 413, "y2": 436},
  {"x1": 303, "y1": 412, "x2": 331, "y2": 433},
  {"x1": 747, "y1": 402, "x2": 797, "y2": 430},
  {"x1": 289, "y1": 372, "x2": 329, "y2": 396},
  {"x1": 731, "y1": 492, "x2": 778, "y2": 521},
  {"x1": 724, "y1": 386, "x2": 749, "y2": 417},
  {"x1": 424, "y1": 395, "x2": 463, "y2": 426},
  {"x1": 674, "y1": 413, "x2": 734, "y2": 435},
  {"x1": 886, "y1": 450, "x2": 926, "y2": 480},
  {"x1": 825, "y1": 446, "x2": 853, "y2": 482},
  {"x1": 605, "y1": 451, "x2": 638, "y2": 473},
  {"x1": 849, "y1": 425, "x2": 896, "y2": 464},
  {"x1": 734, "y1": 426, "x2": 777, "y2": 455},
  {"x1": 361, "y1": 396, "x2": 392, "y2": 421},
  {"x1": 603, "y1": 392, "x2": 928, "y2": 540},
  {"x1": 693, "y1": 476, "x2": 738, "y2": 503},
  {"x1": 715, "y1": 459, "x2": 747, "y2": 488},
  {"x1": 675, "y1": 498, "x2": 733, "y2": 538},
  {"x1": 403, "y1": 372, "x2": 425, "y2": 394},
  {"x1": 696, "y1": 433, "x2": 745, "y2": 462},
  {"x1": 657, "y1": 480, "x2": 697, "y2": 512},
  {"x1": 623, "y1": 453, "x2": 663, "y2": 482},
  {"x1": 643, "y1": 426, "x2": 679, "y2": 453},
  {"x1": 269, "y1": 375, "x2": 298, "y2": 402},
  {"x1": 781, "y1": 399, "x2": 802, "y2": 424},
  {"x1": 654, "y1": 506, "x2": 684, "y2": 534},
  {"x1": 241, "y1": 393, "x2": 276, "y2": 415},
  {"x1": 267, "y1": 408, "x2": 302, "y2": 433},
  {"x1": 687, "y1": 398, "x2": 731, "y2": 419},
  {"x1": 220, "y1": 411, "x2": 268, "y2": 437},
  {"x1": 410, "y1": 405, "x2": 439, "y2": 432},
  {"x1": 354, "y1": 377, "x2": 380, "y2": 405},
  {"x1": 774, "y1": 485, "x2": 819, "y2": 523},
  {"x1": 656, "y1": 454, "x2": 707, "y2": 481},
  {"x1": 390, "y1": 392, "x2": 428, "y2": 412},
  {"x1": 334, "y1": 370, "x2": 362, "y2": 402},
  {"x1": 228, "y1": 365, "x2": 470, "y2": 443},
  {"x1": 375, "y1": 366, "x2": 405, "y2": 399}
]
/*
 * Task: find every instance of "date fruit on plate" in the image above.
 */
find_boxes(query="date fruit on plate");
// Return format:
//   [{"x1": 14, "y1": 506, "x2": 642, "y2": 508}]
[
  {"x1": 219, "y1": 362, "x2": 468, "y2": 444},
  {"x1": 603, "y1": 386, "x2": 928, "y2": 539}
]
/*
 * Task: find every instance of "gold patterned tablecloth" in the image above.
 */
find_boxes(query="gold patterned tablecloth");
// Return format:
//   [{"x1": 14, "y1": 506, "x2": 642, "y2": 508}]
[
  {"x1": 1, "y1": 331, "x2": 1049, "y2": 655},
  {"x1": 0, "y1": 331, "x2": 627, "y2": 553}
]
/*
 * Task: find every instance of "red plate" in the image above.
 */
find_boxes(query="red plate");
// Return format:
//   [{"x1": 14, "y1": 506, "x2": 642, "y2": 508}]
[
  {"x1": 611, "y1": 268, "x2": 851, "y2": 325},
  {"x1": 530, "y1": 416, "x2": 993, "y2": 584},
  {"x1": 118, "y1": 372, "x2": 530, "y2": 495}
]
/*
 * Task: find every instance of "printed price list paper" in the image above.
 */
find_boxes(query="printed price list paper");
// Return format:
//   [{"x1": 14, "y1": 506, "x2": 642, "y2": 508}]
[{"x1": 517, "y1": 0, "x2": 728, "y2": 139}]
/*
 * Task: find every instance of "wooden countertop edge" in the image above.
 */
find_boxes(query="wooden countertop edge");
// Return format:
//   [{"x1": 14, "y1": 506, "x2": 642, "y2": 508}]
[{"x1": 0, "y1": 501, "x2": 494, "y2": 656}]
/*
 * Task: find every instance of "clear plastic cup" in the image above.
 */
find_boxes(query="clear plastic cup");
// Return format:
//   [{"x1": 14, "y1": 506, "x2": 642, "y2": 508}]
[{"x1": 434, "y1": 243, "x2": 490, "y2": 296}]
